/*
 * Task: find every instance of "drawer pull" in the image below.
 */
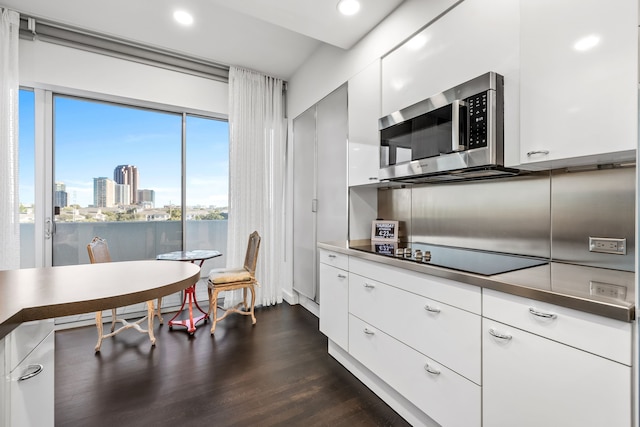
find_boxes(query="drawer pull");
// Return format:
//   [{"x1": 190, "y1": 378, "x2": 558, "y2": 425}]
[
  {"x1": 489, "y1": 328, "x2": 512, "y2": 341},
  {"x1": 18, "y1": 364, "x2": 44, "y2": 381},
  {"x1": 363, "y1": 283, "x2": 375, "y2": 289},
  {"x1": 328, "y1": 254, "x2": 337, "y2": 258},
  {"x1": 424, "y1": 305, "x2": 441, "y2": 313},
  {"x1": 424, "y1": 363, "x2": 441, "y2": 375},
  {"x1": 337, "y1": 274, "x2": 347, "y2": 279},
  {"x1": 363, "y1": 328, "x2": 375, "y2": 335},
  {"x1": 529, "y1": 307, "x2": 557, "y2": 319}
]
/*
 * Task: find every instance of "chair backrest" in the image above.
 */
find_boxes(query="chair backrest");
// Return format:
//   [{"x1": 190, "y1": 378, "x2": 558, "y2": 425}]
[
  {"x1": 87, "y1": 237, "x2": 112, "y2": 264},
  {"x1": 243, "y1": 231, "x2": 261, "y2": 275}
]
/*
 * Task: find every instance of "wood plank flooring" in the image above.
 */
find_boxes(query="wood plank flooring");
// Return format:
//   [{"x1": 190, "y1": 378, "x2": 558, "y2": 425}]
[{"x1": 55, "y1": 303, "x2": 411, "y2": 426}]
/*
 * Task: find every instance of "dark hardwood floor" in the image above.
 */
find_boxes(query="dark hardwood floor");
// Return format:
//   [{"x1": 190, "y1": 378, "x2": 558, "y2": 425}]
[{"x1": 55, "y1": 302, "x2": 411, "y2": 427}]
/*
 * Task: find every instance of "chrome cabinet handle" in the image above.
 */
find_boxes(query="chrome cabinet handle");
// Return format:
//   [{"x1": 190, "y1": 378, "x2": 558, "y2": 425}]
[
  {"x1": 526, "y1": 150, "x2": 550, "y2": 156},
  {"x1": 337, "y1": 274, "x2": 347, "y2": 279},
  {"x1": 424, "y1": 363, "x2": 441, "y2": 375},
  {"x1": 368, "y1": 177, "x2": 378, "y2": 181},
  {"x1": 327, "y1": 254, "x2": 336, "y2": 258},
  {"x1": 363, "y1": 328, "x2": 375, "y2": 335},
  {"x1": 18, "y1": 364, "x2": 43, "y2": 381},
  {"x1": 363, "y1": 283, "x2": 375, "y2": 289},
  {"x1": 488, "y1": 328, "x2": 512, "y2": 340},
  {"x1": 424, "y1": 305, "x2": 441, "y2": 313},
  {"x1": 529, "y1": 307, "x2": 557, "y2": 319}
]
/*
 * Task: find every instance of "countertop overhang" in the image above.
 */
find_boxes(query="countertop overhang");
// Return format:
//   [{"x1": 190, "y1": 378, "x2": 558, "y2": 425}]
[
  {"x1": 318, "y1": 241, "x2": 635, "y2": 322},
  {"x1": 0, "y1": 260, "x2": 201, "y2": 340}
]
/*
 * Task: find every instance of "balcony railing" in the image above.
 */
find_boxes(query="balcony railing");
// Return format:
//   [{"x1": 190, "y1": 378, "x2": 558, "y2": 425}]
[{"x1": 20, "y1": 220, "x2": 228, "y2": 325}]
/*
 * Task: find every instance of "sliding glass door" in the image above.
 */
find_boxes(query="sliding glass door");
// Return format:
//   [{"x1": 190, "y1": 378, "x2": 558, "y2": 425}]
[{"x1": 17, "y1": 89, "x2": 229, "y2": 322}]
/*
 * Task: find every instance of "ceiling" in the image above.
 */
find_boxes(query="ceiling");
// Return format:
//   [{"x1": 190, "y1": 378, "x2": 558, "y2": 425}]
[{"x1": 0, "y1": 0, "x2": 405, "y2": 80}]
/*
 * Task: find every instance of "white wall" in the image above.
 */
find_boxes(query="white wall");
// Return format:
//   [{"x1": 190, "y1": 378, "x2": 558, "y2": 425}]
[
  {"x1": 283, "y1": 0, "x2": 461, "y2": 306},
  {"x1": 287, "y1": 0, "x2": 461, "y2": 119},
  {"x1": 19, "y1": 39, "x2": 228, "y2": 115}
]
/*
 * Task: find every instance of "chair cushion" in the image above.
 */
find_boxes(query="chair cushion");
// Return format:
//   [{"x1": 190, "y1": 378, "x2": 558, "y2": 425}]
[{"x1": 208, "y1": 268, "x2": 252, "y2": 284}]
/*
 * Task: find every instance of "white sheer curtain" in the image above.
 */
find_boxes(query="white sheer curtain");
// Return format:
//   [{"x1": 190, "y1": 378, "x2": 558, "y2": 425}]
[
  {"x1": 0, "y1": 8, "x2": 20, "y2": 270},
  {"x1": 226, "y1": 66, "x2": 286, "y2": 307}
]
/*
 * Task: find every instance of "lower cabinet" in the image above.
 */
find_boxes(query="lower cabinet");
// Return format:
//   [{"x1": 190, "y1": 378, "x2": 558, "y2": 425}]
[
  {"x1": 482, "y1": 289, "x2": 632, "y2": 427},
  {"x1": 483, "y1": 319, "x2": 631, "y2": 427},
  {"x1": 318, "y1": 261, "x2": 349, "y2": 350},
  {"x1": 350, "y1": 315, "x2": 481, "y2": 427},
  {"x1": 318, "y1": 253, "x2": 634, "y2": 427},
  {"x1": 2, "y1": 320, "x2": 55, "y2": 427}
]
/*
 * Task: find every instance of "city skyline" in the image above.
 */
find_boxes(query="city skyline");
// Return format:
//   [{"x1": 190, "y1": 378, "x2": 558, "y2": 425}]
[{"x1": 18, "y1": 91, "x2": 229, "y2": 209}]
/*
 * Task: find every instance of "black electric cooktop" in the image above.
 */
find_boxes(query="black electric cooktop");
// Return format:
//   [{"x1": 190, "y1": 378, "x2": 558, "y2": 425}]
[{"x1": 348, "y1": 241, "x2": 549, "y2": 276}]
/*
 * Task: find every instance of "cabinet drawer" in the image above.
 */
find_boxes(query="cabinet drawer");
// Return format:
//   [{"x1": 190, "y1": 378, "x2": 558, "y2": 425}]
[
  {"x1": 349, "y1": 315, "x2": 480, "y2": 427},
  {"x1": 349, "y1": 257, "x2": 481, "y2": 314},
  {"x1": 350, "y1": 273, "x2": 481, "y2": 384},
  {"x1": 318, "y1": 249, "x2": 348, "y2": 270},
  {"x1": 483, "y1": 289, "x2": 632, "y2": 365},
  {"x1": 7, "y1": 319, "x2": 55, "y2": 371}
]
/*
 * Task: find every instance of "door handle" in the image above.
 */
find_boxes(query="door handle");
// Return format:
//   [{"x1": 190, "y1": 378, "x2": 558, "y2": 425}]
[
  {"x1": 311, "y1": 199, "x2": 318, "y2": 213},
  {"x1": 45, "y1": 217, "x2": 52, "y2": 239},
  {"x1": 451, "y1": 99, "x2": 467, "y2": 152}
]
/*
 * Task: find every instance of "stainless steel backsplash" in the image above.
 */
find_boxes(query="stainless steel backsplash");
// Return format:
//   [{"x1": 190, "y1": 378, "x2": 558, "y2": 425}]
[{"x1": 377, "y1": 166, "x2": 635, "y2": 271}]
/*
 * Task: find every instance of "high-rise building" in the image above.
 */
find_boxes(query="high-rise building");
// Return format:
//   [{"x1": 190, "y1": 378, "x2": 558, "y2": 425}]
[
  {"x1": 113, "y1": 165, "x2": 139, "y2": 204},
  {"x1": 137, "y1": 189, "x2": 155, "y2": 208},
  {"x1": 93, "y1": 177, "x2": 115, "y2": 207},
  {"x1": 54, "y1": 182, "x2": 68, "y2": 208},
  {"x1": 115, "y1": 184, "x2": 131, "y2": 206}
]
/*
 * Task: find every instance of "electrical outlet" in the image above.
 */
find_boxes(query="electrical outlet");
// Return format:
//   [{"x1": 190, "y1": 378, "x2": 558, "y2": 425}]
[
  {"x1": 588, "y1": 237, "x2": 626, "y2": 255},
  {"x1": 590, "y1": 281, "x2": 627, "y2": 300}
]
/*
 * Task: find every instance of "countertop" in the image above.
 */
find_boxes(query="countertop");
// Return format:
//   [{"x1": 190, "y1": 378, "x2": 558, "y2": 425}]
[
  {"x1": 318, "y1": 240, "x2": 635, "y2": 322},
  {"x1": 0, "y1": 260, "x2": 201, "y2": 340}
]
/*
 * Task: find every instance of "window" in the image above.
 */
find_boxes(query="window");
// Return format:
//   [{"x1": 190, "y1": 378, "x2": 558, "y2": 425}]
[{"x1": 19, "y1": 89, "x2": 35, "y2": 268}]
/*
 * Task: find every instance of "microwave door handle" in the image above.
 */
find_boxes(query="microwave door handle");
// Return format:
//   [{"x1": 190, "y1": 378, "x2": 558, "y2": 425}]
[{"x1": 451, "y1": 99, "x2": 466, "y2": 152}]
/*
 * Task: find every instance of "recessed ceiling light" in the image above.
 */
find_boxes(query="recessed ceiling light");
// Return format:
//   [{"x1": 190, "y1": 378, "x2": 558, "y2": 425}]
[
  {"x1": 337, "y1": 0, "x2": 361, "y2": 16},
  {"x1": 574, "y1": 34, "x2": 600, "y2": 51},
  {"x1": 174, "y1": 10, "x2": 194, "y2": 26}
]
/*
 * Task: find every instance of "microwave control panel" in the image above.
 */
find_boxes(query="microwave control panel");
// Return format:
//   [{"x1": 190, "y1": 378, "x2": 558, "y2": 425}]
[{"x1": 467, "y1": 92, "x2": 488, "y2": 149}]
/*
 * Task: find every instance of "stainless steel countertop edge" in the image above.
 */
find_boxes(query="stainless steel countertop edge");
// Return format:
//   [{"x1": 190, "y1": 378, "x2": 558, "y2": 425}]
[{"x1": 317, "y1": 241, "x2": 635, "y2": 322}]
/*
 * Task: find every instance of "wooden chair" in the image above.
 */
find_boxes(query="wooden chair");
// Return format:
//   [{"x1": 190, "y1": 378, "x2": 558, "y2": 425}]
[
  {"x1": 207, "y1": 231, "x2": 261, "y2": 334},
  {"x1": 87, "y1": 237, "x2": 158, "y2": 352}
]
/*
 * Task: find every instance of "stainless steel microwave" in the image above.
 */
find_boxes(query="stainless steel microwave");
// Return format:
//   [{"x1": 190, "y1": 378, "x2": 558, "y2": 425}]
[{"x1": 379, "y1": 72, "x2": 517, "y2": 183}]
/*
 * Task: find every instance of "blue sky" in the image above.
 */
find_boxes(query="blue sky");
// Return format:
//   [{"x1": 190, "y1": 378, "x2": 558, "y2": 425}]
[{"x1": 19, "y1": 90, "x2": 229, "y2": 208}]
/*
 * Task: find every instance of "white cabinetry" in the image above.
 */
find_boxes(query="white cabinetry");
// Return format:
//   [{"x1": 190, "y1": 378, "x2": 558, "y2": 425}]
[
  {"x1": 519, "y1": 0, "x2": 637, "y2": 169},
  {"x1": 483, "y1": 289, "x2": 632, "y2": 427},
  {"x1": 348, "y1": 60, "x2": 381, "y2": 187},
  {"x1": 3, "y1": 319, "x2": 55, "y2": 427},
  {"x1": 349, "y1": 315, "x2": 480, "y2": 427},
  {"x1": 381, "y1": 0, "x2": 520, "y2": 167},
  {"x1": 318, "y1": 250, "x2": 349, "y2": 350},
  {"x1": 347, "y1": 257, "x2": 481, "y2": 426}
]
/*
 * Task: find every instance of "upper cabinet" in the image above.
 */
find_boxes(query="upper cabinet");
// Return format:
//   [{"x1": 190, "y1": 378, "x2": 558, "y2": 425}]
[
  {"x1": 518, "y1": 0, "x2": 638, "y2": 169},
  {"x1": 381, "y1": 0, "x2": 521, "y2": 166},
  {"x1": 348, "y1": 60, "x2": 381, "y2": 187}
]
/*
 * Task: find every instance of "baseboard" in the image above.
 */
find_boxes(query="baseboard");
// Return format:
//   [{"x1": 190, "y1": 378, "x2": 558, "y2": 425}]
[
  {"x1": 298, "y1": 294, "x2": 319, "y2": 318},
  {"x1": 328, "y1": 340, "x2": 438, "y2": 427},
  {"x1": 282, "y1": 288, "x2": 299, "y2": 305}
]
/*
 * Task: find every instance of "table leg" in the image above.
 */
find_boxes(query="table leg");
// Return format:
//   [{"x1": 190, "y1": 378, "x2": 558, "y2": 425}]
[{"x1": 167, "y1": 283, "x2": 209, "y2": 335}]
